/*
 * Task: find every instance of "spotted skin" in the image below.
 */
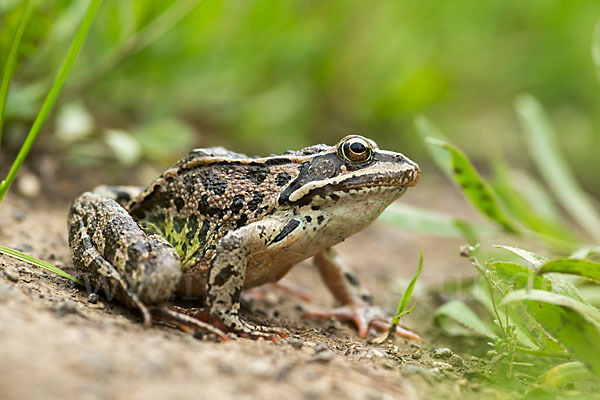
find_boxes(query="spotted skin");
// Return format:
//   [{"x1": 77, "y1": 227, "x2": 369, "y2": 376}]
[{"x1": 68, "y1": 135, "x2": 420, "y2": 339}]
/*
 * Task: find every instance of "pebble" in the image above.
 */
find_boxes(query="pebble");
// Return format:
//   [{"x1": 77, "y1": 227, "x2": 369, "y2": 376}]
[
  {"x1": 14, "y1": 244, "x2": 32, "y2": 253},
  {"x1": 289, "y1": 338, "x2": 304, "y2": 349},
  {"x1": 314, "y1": 343, "x2": 328, "y2": 354},
  {"x1": 366, "y1": 349, "x2": 386, "y2": 359},
  {"x1": 50, "y1": 300, "x2": 79, "y2": 316},
  {"x1": 87, "y1": 293, "x2": 100, "y2": 304},
  {"x1": 4, "y1": 266, "x2": 20, "y2": 282},
  {"x1": 432, "y1": 347, "x2": 453, "y2": 360},
  {"x1": 313, "y1": 350, "x2": 334, "y2": 363},
  {"x1": 12, "y1": 210, "x2": 24, "y2": 221},
  {"x1": 0, "y1": 284, "x2": 16, "y2": 302},
  {"x1": 245, "y1": 359, "x2": 274, "y2": 378},
  {"x1": 449, "y1": 354, "x2": 463, "y2": 368}
]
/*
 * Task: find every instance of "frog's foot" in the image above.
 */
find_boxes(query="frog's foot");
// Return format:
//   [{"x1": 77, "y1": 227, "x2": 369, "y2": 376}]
[
  {"x1": 210, "y1": 312, "x2": 288, "y2": 342},
  {"x1": 151, "y1": 306, "x2": 229, "y2": 341},
  {"x1": 305, "y1": 303, "x2": 421, "y2": 341},
  {"x1": 156, "y1": 306, "x2": 287, "y2": 341}
]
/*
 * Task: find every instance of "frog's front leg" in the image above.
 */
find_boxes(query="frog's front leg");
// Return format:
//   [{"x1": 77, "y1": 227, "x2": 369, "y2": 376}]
[
  {"x1": 308, "y1": 248, "x2": 421, "y2": 340},
  {"x1": 206, "y1": 219, "x2": 287, "y2": 340}
]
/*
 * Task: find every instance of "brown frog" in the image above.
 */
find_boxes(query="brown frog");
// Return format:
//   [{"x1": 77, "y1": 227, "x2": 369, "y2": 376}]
[{"x1": 68, "y1": 135, "x2": 420, "y2": 340}]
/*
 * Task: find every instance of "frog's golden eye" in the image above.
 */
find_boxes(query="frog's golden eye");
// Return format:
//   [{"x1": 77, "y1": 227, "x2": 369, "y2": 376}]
[{"x1": 340, "y1": 136, "x2": 373, "y2": 164}]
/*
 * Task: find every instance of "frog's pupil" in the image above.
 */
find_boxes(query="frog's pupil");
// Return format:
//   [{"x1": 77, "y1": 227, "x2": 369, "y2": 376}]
[{"x1": 349, "y1": 141, "x2": 366, "y2": 154}]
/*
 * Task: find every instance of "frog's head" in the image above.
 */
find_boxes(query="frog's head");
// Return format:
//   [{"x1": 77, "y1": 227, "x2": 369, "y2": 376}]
[{"x1": 278, "y1": 135, "x2": 420, "y2": 222}]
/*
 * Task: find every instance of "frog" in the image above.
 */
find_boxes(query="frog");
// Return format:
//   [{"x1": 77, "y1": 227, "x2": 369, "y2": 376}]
[{"x1": 68, "y1": 134, "x2": 420, "y2": 340}]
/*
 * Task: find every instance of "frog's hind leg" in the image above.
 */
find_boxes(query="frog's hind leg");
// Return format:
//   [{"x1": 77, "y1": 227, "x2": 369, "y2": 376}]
[{"x1": 68, "y1": 191, "x2": 182, "y2": 326}]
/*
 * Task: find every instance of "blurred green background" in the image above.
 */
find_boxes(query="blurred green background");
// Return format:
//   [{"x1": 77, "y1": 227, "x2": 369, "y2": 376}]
[{"x1": 1, "y1": 0, "x2": 599, "y2": 191}]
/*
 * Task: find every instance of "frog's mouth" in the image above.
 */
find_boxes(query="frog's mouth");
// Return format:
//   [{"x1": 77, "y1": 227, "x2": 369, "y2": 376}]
[{"x1": 283, "y1": 170, "x2": 417, "y2": 207}]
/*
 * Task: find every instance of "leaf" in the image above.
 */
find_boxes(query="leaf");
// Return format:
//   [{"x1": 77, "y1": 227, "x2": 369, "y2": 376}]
[
  {"x1": 593, "y1": 19, "x2": 600, "y2": 84},
  {"x1": 433, "y1": 299, "x2": 497, "y2": 338},
  {"x1": 501, "y1": 289, "x2": 600, "y2": 374},
  {"x1": 0, "y1": 0, "x2": 36, "y2": 148},
  {"x1": 490, "y1": 262, "x2": 565, "y2": 351},
  {"x1": 379, "y1": 203, "x2": 487, "y2": 239},
  {"x1": 414, "y1": 115, "x2": 452, "y2": 177},
  {"x1": 392, "y1": 252, "x2": 422, "y2": 325},
  {"x1": 515, "y1": 94, "x2": 600, "y2": 242},
  {"x1": 541, "y1": 361, "x2": 595, "y2": 387},
  {"x1": 427, "y1": 139, "x2": 519, "y2": 233},
  {"x1": 0, "y1": 245, "x2": 83, "y2": 286},
  {"x1": 494, "y1": 245, "x2": 548, "y2": 268},
  {"x1": 538, "y1": 259, "x2": 600, "y2": 284},
  {"x1": 491, "y1": 163, "x2": 578, "y2": 245}
]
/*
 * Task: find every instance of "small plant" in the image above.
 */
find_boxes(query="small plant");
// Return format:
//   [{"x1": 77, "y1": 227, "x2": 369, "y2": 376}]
[{"x1": 0, "y1": 0, "x2": 102, "y2": 285}]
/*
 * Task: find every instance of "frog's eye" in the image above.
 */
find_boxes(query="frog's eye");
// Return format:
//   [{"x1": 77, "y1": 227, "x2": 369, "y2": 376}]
[{"x1": 340, "y1": 136, "x2": 373, "y2": 164}]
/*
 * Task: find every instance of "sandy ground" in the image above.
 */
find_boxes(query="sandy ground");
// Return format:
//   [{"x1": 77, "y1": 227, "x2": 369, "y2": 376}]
[{"x1": 0, "y1": 178, "x2": 485, "y2": 400}]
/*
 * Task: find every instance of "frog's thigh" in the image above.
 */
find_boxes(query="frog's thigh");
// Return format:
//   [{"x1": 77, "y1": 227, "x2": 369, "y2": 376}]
[
  {"x1": 314, "y1": 247, "x2": 373, "y2": 306},
  {"x1": 69, "y1": 192, "x2": 182, "y2": 320},
  {"x1": 206, "y1": 219, "x2": 281, "y2": 324}
]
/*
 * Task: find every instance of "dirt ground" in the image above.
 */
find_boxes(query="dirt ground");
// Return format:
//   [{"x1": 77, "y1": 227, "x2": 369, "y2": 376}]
[{"x1": 0, "y1": 177, "x2": 489, "y2": 400}]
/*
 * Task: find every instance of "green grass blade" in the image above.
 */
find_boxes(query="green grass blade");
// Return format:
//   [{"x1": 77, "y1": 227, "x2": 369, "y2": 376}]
[
  {"x1": 0, "y1": 0, "x2": 36, "y2": 149},
  {"x1": 0, "y1": 0, "x2": 102, "y2": 204},
  {"x1": 491, "y1": 161, "x2": 578, "y2": 244},
  {"x1": 379, "y1": 203, "x2": 488, "y2": 239},
  {"x1": 494, "y1": 245, "x2": 548, "y2": 267},
  {"x1": 593, "y1": 19, "x2": 600, "y2": 84},
  {"x1": 515, "y1": 94, "x2": 600, "y2": 242},
  {"x1": 70, "y1": 0, "x2": 203, "y2": 90},
  {"x1": 501, "y1": 289, "x2": 600, "y2": 374},
  {"x1": 392, "y1": 252, "x2": 422, "y2": 324},
  {"x1": 541, "y1": 362, "x2": 595, "y2": 387},
  {"x1": 0, "y1": 245, "x2": 83, "y2": 286},
  {"x1": 538, "y1": 259, "x2": 600, "y2": 284},
  {"x1": 427, "y1": 138, "x2": 519, "y2": 234},
  {"x1": 433, "y1": 299, "x2": 497, "y2": 338}
]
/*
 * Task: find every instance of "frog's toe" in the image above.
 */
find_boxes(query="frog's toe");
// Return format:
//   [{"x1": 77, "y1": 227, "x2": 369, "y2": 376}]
[
  {"x1": 304, "y1": 303, "x2": 420, "y2": 340},
  {"x1": 220, "y1": 317, "x2": 288, "y2": 342},
  {"x1": 151, "y1": 306, "x2": 229, "y2": 341}
]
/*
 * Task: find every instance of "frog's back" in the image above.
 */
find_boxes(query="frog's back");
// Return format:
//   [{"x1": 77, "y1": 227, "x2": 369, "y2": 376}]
[{"x1": 126, "y1": 148, "x2": 310, "y2": 267}]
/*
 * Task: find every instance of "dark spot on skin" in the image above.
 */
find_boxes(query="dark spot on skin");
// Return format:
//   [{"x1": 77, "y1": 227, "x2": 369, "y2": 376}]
[
  {"x1": 271, "y1": 219, "x2": 301, "y2": 244},
  {"x1": 329, "y1": 193, "x2": 340, "y2": 201},
  {"x1": 186, "y1": 215, "x2": 199, "y2": 242},
  {"x1": 275, "y1": 172, "x2": 291, "y2": 186},
  {"x1": 246, "y1": 165, "x2": 269, "y2": 185},
  {"x1": 344, "y1": 272, "x2": 360, "y2": 287},
  {"x1": 173, "y1": 217, "x2": 186, "y2": 233},
  {"x1": 198, "y1": 194, "x2": 222, "y2": 217},
  {"x1": 199, "y1": 170, "x2": 228, "y2": 196},
  {"x1": 130, "y1": 185, "x2": 171, "y2": 220},
  {"x1": 317, "y1": 215, "x2": 325, "y2": 225},
  {"x1": 231, "y1": 194, "x2": 246, "y2": 214},
  {"x1": 213, "y1": 264, "x2": 236, "y2": 286},
  {"x1": 174, "y1": 196, "x2": 185, "y2": 212},
  {"x1": 236, "y1": 214, "x2": 248, "y2": 229},
  {"x1": 305, "y1": 216, "x2": 312, "y2": 223},
  {"x1": 247, "y1": 192, "x2": 265, "y2": 211},
  {"x1": 311, "y1": 206, "x2": 320, "y2": 211}
]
